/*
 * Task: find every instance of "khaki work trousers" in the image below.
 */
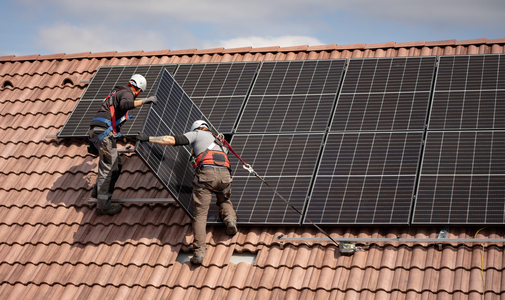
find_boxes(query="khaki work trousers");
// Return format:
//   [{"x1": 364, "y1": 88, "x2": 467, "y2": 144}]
[{"x1": 192, "y1": 166, "x2": 236, "y2": 257}]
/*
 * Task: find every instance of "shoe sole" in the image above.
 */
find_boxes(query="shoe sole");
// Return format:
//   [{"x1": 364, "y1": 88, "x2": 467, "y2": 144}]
[{"x1": 227, "y1": 225, "x2": 238, "y2": 235}]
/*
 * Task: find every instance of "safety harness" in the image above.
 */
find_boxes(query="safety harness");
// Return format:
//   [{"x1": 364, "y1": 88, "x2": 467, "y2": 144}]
[
  {"x1": 88, "y1": 89, "x2": 131, "y2": 150},
  {"x1": 192, "y1": 132, "x2": 232, "y2": 193}
]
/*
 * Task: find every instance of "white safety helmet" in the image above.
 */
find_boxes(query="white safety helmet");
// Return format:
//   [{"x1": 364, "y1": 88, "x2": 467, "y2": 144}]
[
  {"x1": 129, "y1": 74, "x2": 147, "y2": 91},
  {"x1": 191, "y1": 120, "x2": 209, "y2": 131}
]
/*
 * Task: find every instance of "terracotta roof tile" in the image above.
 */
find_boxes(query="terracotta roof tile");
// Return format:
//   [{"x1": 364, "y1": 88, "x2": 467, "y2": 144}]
[
  {"x1": 63, "y1": 52, "x2": 91, "y2": 59},
  {"x1": 88, "y1": 51, "x2": 117, "y2": 58},
  {"x1": 250, "y1": 46, "x2": 281, "y2": 53},
  {"x1": 167, "y1": 48, "x2": 197, "y2": 56},
  {"x1": 115, "y1": 50, "x2": 143, "y2": 57},
  {"x1": 37, "y1": 53, "x2": 65, "y2": 60},
  {"x1": 0, "y1": 55, "x2": 15, "y2": 62},
  {"x1": 12, "y1": 54, "x2": 40, "y2": 61}
]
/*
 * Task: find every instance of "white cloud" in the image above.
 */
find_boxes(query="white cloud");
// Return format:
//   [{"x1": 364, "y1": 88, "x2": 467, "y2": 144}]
[
  {"x1": 205, "y1": 36, "x2": 325, "y2": 49},
  {"x1": 37, "y1": 22, "x2": 166, "y2": 54}
]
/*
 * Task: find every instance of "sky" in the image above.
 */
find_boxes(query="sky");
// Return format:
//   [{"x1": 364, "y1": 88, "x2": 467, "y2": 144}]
[{"x1": 1, "y1": 0, "x2": 504, "y2": 57}]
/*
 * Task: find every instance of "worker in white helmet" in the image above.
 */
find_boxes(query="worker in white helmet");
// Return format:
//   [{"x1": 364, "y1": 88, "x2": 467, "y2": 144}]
[
  {"x1": 136, "y1": 120, "x2": 238, "y2": 265},
  {"x1": 89, "y1": 74, "x2": 157, "y2": 216}
]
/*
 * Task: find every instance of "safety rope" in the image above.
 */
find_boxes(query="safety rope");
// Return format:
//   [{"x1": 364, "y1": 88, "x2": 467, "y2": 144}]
[{"x1": 219, "y1": 136, "x2": 339, "y2": 247}]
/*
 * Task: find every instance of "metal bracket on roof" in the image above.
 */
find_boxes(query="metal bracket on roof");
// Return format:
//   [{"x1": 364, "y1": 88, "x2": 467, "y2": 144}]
[{"x1": 276, "y1": 236, "x2": 505, "y2": 244}]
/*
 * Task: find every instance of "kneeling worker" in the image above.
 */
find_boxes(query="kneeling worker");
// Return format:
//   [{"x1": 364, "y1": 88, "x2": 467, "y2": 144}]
[{"x1": 136, "y1": 120, "x2": 237, "y2": 265}]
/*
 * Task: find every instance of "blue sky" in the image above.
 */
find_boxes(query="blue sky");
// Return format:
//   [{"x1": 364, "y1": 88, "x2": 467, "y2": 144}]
[{"x1": 1, "y1": 0, "x2": 504, "y2": 57}]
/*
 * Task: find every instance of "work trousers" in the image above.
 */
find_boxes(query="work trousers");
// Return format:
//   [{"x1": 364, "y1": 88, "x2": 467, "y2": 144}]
[
  {"x1": 192, "y1": 166, "x2": 236, "y2": 257},
  {"x1": 89, "y1": 127, "x2": 122, "y2": 209}
]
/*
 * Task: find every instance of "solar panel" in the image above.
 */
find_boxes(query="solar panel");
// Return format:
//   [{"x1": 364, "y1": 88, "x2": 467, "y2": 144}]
[
  {"x1": 135, "y1": 69, "x2": 218, "y2": 218},
  {"x1": 332, "y1": 57, "x2": 436, "y2": 132},
  {"x1": 174, "y1": 62, "x2": 259, "y2": 133},
  {"x1": 58, "y1": 64, "x2": 177, "y2": 138},
  {"x1": 206, "y1": 133, "x2": 325, "y2": 224},
  {"x1": 413, "y1": 131, "x2": 505, "y2": 224},
  {"x1": 429, "y1": 54, "x2": 505, "y2": 130},
  {"x1": 413, "y1": 54, "x2": 505, "y2": 224},
  {"x1": 236, "y1": 60, "x2": 346, "y2": 134},
  {"x1": 305, "y1": 131, "x2": 424, "y2": 224}
]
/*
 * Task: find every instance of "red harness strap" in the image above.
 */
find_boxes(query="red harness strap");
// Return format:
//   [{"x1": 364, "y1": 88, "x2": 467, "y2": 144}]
[
  {"x1": 106, "y1": 91, "x2": 128, "y2": 135},
  {"x1": 194, "y1": 149, "x2": 231, "y2": 169}
]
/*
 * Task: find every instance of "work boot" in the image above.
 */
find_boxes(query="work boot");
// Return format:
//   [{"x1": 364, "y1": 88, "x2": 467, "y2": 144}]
[
  {"x1": 226, "y1": 221, "x2": 238, "y2": 236},
  {"x1": 190, "y1": 256, "x2": 203, "y2": 265},
  {"x1": 97, "y1": 204, "x2": 122, "y2": 216}
]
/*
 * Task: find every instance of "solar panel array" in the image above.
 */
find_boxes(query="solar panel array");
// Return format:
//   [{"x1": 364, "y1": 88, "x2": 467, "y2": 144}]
[
  {"x1": 58, "y1": 65, "x2": 176, "y2": 138},
  {"x1": 414, "y1": 54, "x2": 505, "y2": 224},
  {"x1": 306, "y1": 57, "x2": 436, "y2": 224},
  {"x1": 218, "y1": 60, "x2": 346, "y2": 224},
  {"x1": 62, "y1": 54, "x2": 505, "y2": 225}
]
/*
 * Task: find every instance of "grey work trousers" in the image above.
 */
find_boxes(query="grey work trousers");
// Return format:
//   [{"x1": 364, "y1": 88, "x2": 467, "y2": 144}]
[
  {"x1": 192, "y1": 166, "x2": 237, "y2": 257},
  {"x1": 89, "y1": 127, "x2": 122, "y2": 209}
]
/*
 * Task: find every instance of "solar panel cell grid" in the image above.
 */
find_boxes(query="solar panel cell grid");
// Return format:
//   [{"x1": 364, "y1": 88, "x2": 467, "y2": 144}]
[
  {"x1": 414, "y1": 131, "x2": 505, "y2": 224},
  {"x1": 213, "y1": 133, "x2": 324, "y2": 224},
  {"x1": 237, "y1": 60, "x2": 346, "y2": 134},
  {"x1": 429, "y1": 55, "x2": 505, "y2": 130},
  {"x1": 173, "y1": 62, "x2": 259, "y2": 133},
  {"x1": 306, "y1": 131, "x2": 423, "y2": 224},
  {"x1": 332, "y1": 57, "x2": 436, "y2": 132}
]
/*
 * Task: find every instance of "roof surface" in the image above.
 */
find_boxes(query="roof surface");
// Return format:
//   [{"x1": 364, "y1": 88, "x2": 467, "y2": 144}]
[{"x1": 1, "y1": 38, "x2": 505, "y2": 300}]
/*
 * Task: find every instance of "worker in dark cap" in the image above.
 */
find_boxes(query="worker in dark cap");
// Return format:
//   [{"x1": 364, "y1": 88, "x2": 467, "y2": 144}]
[
  {"x1": 89, "y1": 74, "x2": 157, "y2": 216},
  {"x1": 136, "y1": 120, "x2": 237, "y2": 265}
]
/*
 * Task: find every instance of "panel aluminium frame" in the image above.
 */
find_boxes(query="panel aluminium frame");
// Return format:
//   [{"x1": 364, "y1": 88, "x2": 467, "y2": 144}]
[
  {"x1": 135, "y1": 69, "x2": 217, "y2": 218},
  {"x1": 58, "y1": 64, "x2": 177, "y2": 138}
]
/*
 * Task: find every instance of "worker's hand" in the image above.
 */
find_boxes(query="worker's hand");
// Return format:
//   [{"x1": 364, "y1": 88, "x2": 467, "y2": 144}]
[
  {"x1": 136, "y1": 132, "x2": 149, "y2": 141},
  {"x1": 142, "y1": 95, "x2": 157, "y2": 105}
]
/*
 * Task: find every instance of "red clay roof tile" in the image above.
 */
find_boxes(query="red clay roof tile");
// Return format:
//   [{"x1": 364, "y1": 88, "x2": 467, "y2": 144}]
[
  {"x1": 37, "y1": 53, "x2": 65, "y2": 60},
  {"x1": 12, "y1": 54, "x2": 40, "y2": 61},
  {"x1": 0, "y1": 55, "x2": 15, "y2": 62},
  {"x1": 63, "y1": 52, "x2": 91, "y2": 59}
]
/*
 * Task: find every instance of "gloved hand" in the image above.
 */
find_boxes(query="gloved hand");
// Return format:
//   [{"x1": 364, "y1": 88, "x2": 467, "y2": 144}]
[
  {"x1": 142, "y1": 95, "x2": 157, "y2": 105},
  {"x1": 136, "y1": 132, "x2": 149, "y2": 141}
]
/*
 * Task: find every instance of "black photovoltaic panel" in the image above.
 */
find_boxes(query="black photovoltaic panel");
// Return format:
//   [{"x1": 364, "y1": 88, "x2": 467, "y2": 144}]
[
  {"x1": 429, "y1": 54, "x2": 505, "y2": 130},
  {"x1": 305, "y1": 132, "x2": 424, "y2": 224},
  {"x1": 332, "y1": 57, "x2": 436, "y2": 132},
  {"x1": 414, "y1": 54, "x2": 505, "y2": 225},
  {"x1": 207, "y1": 133, "x2": 325, "y2": 224},
  {"x1": 136, "y1": 69, "x2": 217, "y2": 218},
  {"x1": 414, "y1": 131, "x2": 505, "y2": 224},
  {"x1": 58, "y1": 64, "x2": 177, "y2": 138},
  {"x1": 174, "y1": 62, "x2": 259, "y2": 133},
  {"x1": 236, "y1": 60, "x2": 346, "y2": 134}
]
